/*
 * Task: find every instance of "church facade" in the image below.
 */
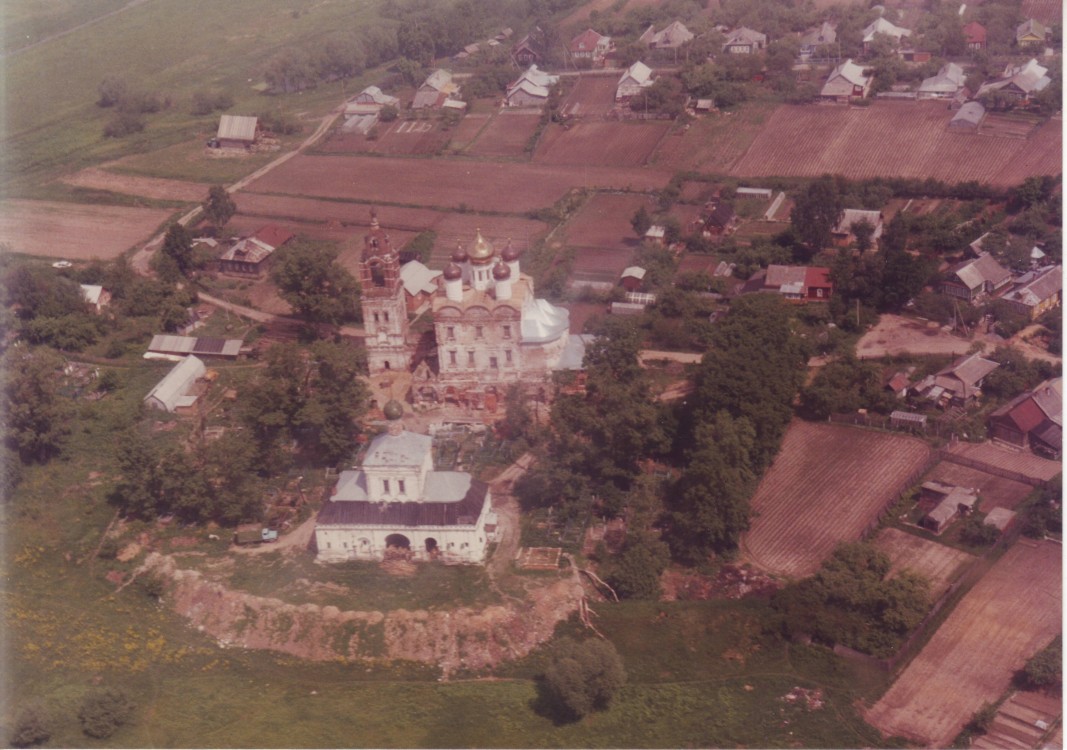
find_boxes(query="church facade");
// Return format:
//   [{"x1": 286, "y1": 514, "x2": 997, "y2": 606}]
[
  {"x1": 315, "y1": 402, "x2": 493, "y2": 563},
  {"x1": 359, "y1": 212, "x2": 589, "y2": 407}
]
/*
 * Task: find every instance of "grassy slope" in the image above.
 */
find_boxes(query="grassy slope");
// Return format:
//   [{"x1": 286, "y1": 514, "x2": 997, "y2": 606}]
[{"x1": 2, "y1": 0, "x2": 387, "y2": 194}]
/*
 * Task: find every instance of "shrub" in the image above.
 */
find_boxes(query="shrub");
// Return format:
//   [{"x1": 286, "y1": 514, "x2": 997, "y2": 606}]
[
  {"x1": 78, "y1": 688, "x2": 133, "y2": 739},
  {"x1": 379, "y1": 104, "x2": 399, "y2": 122},
  {"x1": 959, "y1": 516, "x2": 999, "y2": 546},
  {"x1": 103, "y1": 110, "x2": 146, "y2": 138},
  {"x1": 9, "y1": 707, "x2": 50, "y2": 748},
  {"x1": 1022, "y1": 636, "x2": 1061, "y2": 688},
  {"x1": 541, "y1": 638, "x2": 626, "y2": 720}
]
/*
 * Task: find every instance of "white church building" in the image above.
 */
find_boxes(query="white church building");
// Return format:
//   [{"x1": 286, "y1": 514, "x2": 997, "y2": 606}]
[{"x1": 314, "y1": 401, "x2": 493, "y2": 564}]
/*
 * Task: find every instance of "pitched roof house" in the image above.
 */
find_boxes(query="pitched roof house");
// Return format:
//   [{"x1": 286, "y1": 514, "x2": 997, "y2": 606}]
[
  {"x1": 799, "y1": 21, "x2": 837, "y2": 59},
  {"x1": 975, "y1": 58, "x2": 1051, "y2": 101},
  {"x1": 639, "y1": 21, "x2": 694, "y2": 49},
  {"x1": 616, "y1": 61, "x2": 654, "y2": 101},
  {"x1": 80, "y1": 284, "x2": 111, "y2": 314},
  {"x1": 1016, "y1": 18, "x2": 1048, "y2": 46},
  {"x1": 218, "y1": 225, "x2": 294, "y2": 276},
  {"x1": 821, "y1": 59, "x2": 872, "y2": 102},
  {"x1": 344, "y1": 86, "x2": 400, "y2": 116},
  {"x1": 940, "y1": 252, "x2": 1012, "y2": 301},
  {"x1": 762, "y1": 265, "x2": 833, "y2": 301},
  {"x1": 915, "y1": 352, "x2": 999, "y2": 406},
  {"x1": 723, "y1": 27, "x2": 767, "y2": 54},
  {"x1": 511, "y1": 34, "x2": 543, "y2": 65},
  {"x1": 505, "y1": 64, "x2": 559, "y2": 107},
  {"x1": 998, "y1": 265, "x2": 1062, "y2": 319},
  {"x1": 918, "y1": 62, "x2": 966, "y2": 99},
  {"x1": 962, "y1": 21, "x2": 987, "y2": 50},
  {"x1": 216, "y1": 115, "x2": 258, "y2": 148},
  {"x1": 412, "y1": 69, "x2": 462, "y2": 109},
  {"x1": 988, "y1": 377, "x2": 1062, "y2": 458},
  {"x1": 701, "y1": 202, "x2": 737, "y2": 236},
  {"x1": 570, "y1": 28, "x2": 612, "y2": 61},
  {"x1": 949, "y1": 101, "x2": 986, "y2": 130},
  {"x1": 862, "y1": 17, "x2": 912, "y2": 51}
]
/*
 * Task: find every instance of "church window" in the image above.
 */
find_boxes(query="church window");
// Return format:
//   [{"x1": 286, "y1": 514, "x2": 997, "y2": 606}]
[
  {"x1": 343, "y1": 542, "x2": 348, "y2": 548},
  {"x1": 467, "y1": 351, "x2": 475, "y2": 366},
  {"x1": 373, "y1": 312, "x2": 380, "y2": 324},
  {"x1": 398, "y1": 479, "x2": 406, "y2": 494},
  {"x1": 505, "y1": 350, "x2": 512, "y2": 364},
  {"x1": 490, "y1": 356, "x2": 498, "y2": 369},
  {"x1": 447, "y1": 326, "x2": 455, "y2": 340},
  {"x1": 449, "y1": 350, "x2": 457, "y2": 365},
  {"x1": 383, "y1": 479, "x2": 391, "y2": 495},
  {"x1": 475, "y1": 325, "x2": 484, "y2": 338},
  {"x1": 370, "y1": 263, "x2": 386, "y2": 287},
  {"x1": 384, "y1": 312, "x2": 390, "y2": 323},
  {"x1": 383, "y1": 361, "x2": 391, "y2": 370},
  {"x1": 503, "y1": 325, "x2": 511, "y2": 339}
]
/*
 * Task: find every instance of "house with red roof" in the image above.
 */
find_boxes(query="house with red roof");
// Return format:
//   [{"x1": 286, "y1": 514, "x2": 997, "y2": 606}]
[
  {"x1": 963, "y1": 21, "x2": 987, "y2": 50},
  {"x1": 762, "y1": 264, "x2": 833, "y2": 302},
  {"x1": 570, "y1": 28, "x2": 612, "y2": 64},
  {"x1": 218, "y1": 225, "x2": 294, "y2": 276},
  {"x1": 988, "y1": 378, "x2": 1062, "y2": 458}
]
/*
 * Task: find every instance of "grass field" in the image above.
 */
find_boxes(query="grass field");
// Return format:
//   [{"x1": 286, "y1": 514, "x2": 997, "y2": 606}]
[
  {"x1": 865, "y1": 539, "x2": 1062, "y2": 747},
  {"x1": 741, "y1": 421, "x2": 935, "y2": 578},
  {"x1": 2, "y1": 0, "x2": 388, "y2": 194},
  {"x1": 653, "y1": 98, "x2": 780, "y2": 173}
]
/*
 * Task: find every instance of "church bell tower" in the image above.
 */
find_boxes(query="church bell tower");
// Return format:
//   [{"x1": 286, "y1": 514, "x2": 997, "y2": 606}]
[{"x1": 359, "y1": 210, "x2": 410, "y2": 374}]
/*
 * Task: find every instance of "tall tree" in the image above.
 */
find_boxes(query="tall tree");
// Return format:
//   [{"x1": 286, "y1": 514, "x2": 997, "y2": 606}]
[
  {"x1": 791, "y1": 176, "x2": 844, "y2": 255},
  {"x1": 159, "y1": 223, "x2": 196, "y2": 277},
  {"x1": 202, "y1": 185, "x2": 236, "y2": 233},
  {"x1": 270, "y1": 239, "x2": 361, "y2": 325},
  {"x1": 1, "y1": 348, "x2": 72, "y2": 464},
  {"x1": 542, "y1": 638, "x2": 626, "y2": 720}
]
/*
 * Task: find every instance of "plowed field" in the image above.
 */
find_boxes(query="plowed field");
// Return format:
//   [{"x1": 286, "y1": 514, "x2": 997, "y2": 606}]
[
  {"x1": 731, "y1": 102, "x2": 1061, "y2": 186},
  {"x1": 866, "y1": 540, "x2": 1061, "y2": 747},
  {"x1": 61, "y1": 167, "x2": 208, "y2": 202},
  {"x1": 0, "y1": 199, "x2": 173, "y2": 259},
  {"x1": 741, "y1": 421, "x2": 934, "y2": 578},
  {"x1": 244, "y1": 154, "x2": 672, "y2": 214},
  {"x1": 535, "y1": 120, "x2": 670, "y2": 167},
  {"x1": 468, "y1": 113, "x2": 540, "y2": 158},
  {"x1": 871, "y1": 527, "x2": 975, "y2": 600},
  {"x1": 945, "y1": 441, "x2": 1062, "y2": 483},
  {"x1": 559, "y1": 75, "x2": 618, "y2": 118}
]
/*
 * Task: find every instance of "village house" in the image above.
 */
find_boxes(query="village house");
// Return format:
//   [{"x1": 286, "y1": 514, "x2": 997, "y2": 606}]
[
  {"x1": 761, "y1": 265, "x2": 833, "y2": 302},
  {"x1": 861, "y1": 17, "x2": 912, "y2": 53},
  {"x1": 988, "y1": 377, "x2": 1062, "y2": 458},
  {"x1": 920, "y1": 481, "x2": 979, "y2": 534},
  {"x1": 639, "y1": 21, "x2": 694, "y2": 51},
  {"x1": 799, "y1": 21, "x2": 837, "y2": 60},
  {"x1": 619, "y1": 266, "x2": 646, "y2": 292},
  {"x1": 722, "y1": 27, "x2": 767, "y2": 54},
  {"x1": 1015, "y1": 19, "x2": 1048, "y2": 47},
  {"x1": 344, "y1": 86, "x2": 399, "y2": 116},
  {"x1": 832, "y1": 208, "x2": 884, "y2": 246},
  {"x1": 701, "y1": 202, "x2": 738, "y2": 236},
  {"x1": 505, "y1": 65, "x2": 559, "y2": 107},
  {"x1": 412, "y1": 69, "x2": 462, "y2": 110},
  {"x1": 217, "y1": 225, "x2": 293, "y2": 276},
  {"x1": 997, "y1": 265, "x2": 1061, "y2": 320},
  {"x1": 913, "y1": 352, "x2": 999, "y2": 407},
  {"x1": 569, "y1": 28, "x2": 612, "y2": 64},
  {"x1": 963, "y1": 21, "x2": 987, "y2": 51},
  {"x1": 215, "y1": 115, "x2": 258, "y2": 149},
  {"x1": 315, "y1": 402, "x2": 494, "y2": 564},
  {"x1": 975, "y1": 58, "x2": 1051, "y2": 103},
  {"x1": 144, "y1": 355, "x2": 206, "y2": 413},
  {"x1": 820, "y1": 59, "x2": 872, "y2": 102},
  {"x1": 80, "y1": 284, "x2": 111, "y2": 314},
  {"x1": 511, "y1": 34, "x2": 543, "y2": 66},
  {"x1": 885, "y1": 367, "x2": 916, "y2": 399},
  {"x1": 949, "y1": 101, "x2": 986, "y2": 131},
  {"x1": 616, "y1": 61, "x2": 655, "y2": 102},
  {"x1": 940, "y1": 252, "x2": 1012, "y2": 302},
  {"x1": 917, "y1": 62, "x2": 967, "y2": 99}
]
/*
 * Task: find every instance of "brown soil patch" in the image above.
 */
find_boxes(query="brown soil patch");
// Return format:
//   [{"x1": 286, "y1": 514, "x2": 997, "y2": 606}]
[
  {"x1": 144, "y1": 552, "x2": 583, "y2": 676},
  {"x1": 61, "y1": 167, "x2": 208, "y2": 202},
  {"x1": 870, "y1": 527, "x2": 976, "y2": 600},
  {"x1": 535, "y1": 121, "x2": 670, "y2": 167},
  {"x1": 0, "y1": 200, "x2": 173, "y2": 260},
  {"x1": 319, "y1": 117, "x2": 452, "y2": 156},
  {"x1": 559, "y1": 75, "x2": 620, "y2": 118},
  {"x1": 741, "y1": 421, "x2": 934, "y2": 578},
  {"x1": 856, "y1": 314, "x2": 977, "y2": 358},
  {"x1": 866, "y1": 540, "x2": 1062, "y2": 747},
  {"x1": 468, "y1": 112, "x2": 540, "y2": 158}
]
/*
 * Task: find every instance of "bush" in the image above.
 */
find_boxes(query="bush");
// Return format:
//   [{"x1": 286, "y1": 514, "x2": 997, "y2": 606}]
[
  {"x1": 78, "y1": 688, "x2": 133, "y2": 739},
  {"x1": 379, "y1": 104, "x2": 399, "y2": 122},
  {"x1": 103, "y1": 110, "x2": 146, "y2": 138},
  {"x1": 9, "y1": 707, "x2": 50, "y2": 748},
  {"x1": 541, "y1": 638, "x2": 626, "y2": 720},
  {"x1": 959, "y1": 516, "x2": 999, "y2": 546},
  {"x1": 1022, "y1": 636, "x2": 1061, "y2": 688}
]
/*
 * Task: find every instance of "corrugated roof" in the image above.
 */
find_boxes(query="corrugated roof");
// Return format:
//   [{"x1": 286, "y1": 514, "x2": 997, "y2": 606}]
[
  {"x1": 1003, "y1": 265, "x2": 1061, "y2": 307},
  {"x1": 940, "y1": 352, "x2": 999, "y2": 387},
  {"x1": 765, "y1": 265, "x2": 806, "y2": 289},
  {"x1": 835, "y1": 208, "x2": 883, "y2": 235},
  {"x1": 362, "y1": 430, "x2": 432, "y2": 469},
  {"x1": 825, "y1": 59, "x2": 870, "y2": 90},
  {"x1": 951, "y1": 101, "x2": 985, "y2": 127},
  {"x1": 148, "y1": 334, "x2": 243, "y2": 358},
  {"x1": 317, "y1": 475, "x2": 489, "y2": 528},
  {"x1": 216, "y1": 115, "x2": 258, "y2": 142},
  {"x1": 724, "y1": 26, "x2": 766, "y2": 48},
  {"x1": 863, "y1": 17, "x2": 911, "y2": 42}
]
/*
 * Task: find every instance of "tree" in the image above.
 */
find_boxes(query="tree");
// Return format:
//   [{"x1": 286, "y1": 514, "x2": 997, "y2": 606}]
[
  {"x1": 2, "y1": 348, "x2": 72, "y2": 464},
  {"x1": 791, "y1": 176, "x2": 843, "y2": 254},
  {"x1": 851, "y1": 218, "x2": 876, "y2": 253},
  {"x1": 96, "y1": 76, "x2": 128, "y2": 107},
  {"x1": 202, "y1": 185, "x2": 236, "y2": 233},
  {"x1": 1022, "y1": 637, "x2": 1061, "y2": 689},
  {"x1": 78, "y1": 688, "x2": 133, "y2": 740},
  {"x1": 631, "y1": 205, "x2": 652, "y2": 237},
  {"x1": 959, "y1": 516, "x2": 999, "y2": 546},
  {"x1": 297, "y1": 341, "x2": 370, "y2": 464},
  {"x1": 542, "y1": 638, "x2": 626, "y2": 720},
  {"x1": 9, "y1": 707, "x2": 50, "y2": 748},
  {"x1": 160, "y1": 222, "x2": 196, "y2": 277},
  {"x1": 605, "y1": 533, "x2": 670, "y2": 599},
  {"x1": 397, "y1": 24, "x2": 435, "y2": 66},
  {"x1": 264, "y1": 47, "x2": 317, "y2": 93},
  {"x1": 270, "y1": 239, "x2": 362, "y2": 325}
]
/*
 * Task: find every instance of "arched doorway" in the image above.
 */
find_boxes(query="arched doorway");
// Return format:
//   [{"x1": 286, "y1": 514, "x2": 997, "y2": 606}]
[
  {"x1": 385, "y1": 533, "x2": 410, "y2": 550},
  {"x1": 424, "y1": 538, "x2": 438, "y2": 556}
]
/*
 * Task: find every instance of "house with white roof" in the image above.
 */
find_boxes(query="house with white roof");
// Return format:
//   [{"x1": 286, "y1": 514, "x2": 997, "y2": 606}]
[
  {"x1": 799, "y1": 22, "x2": 836, "y2": 60},
  {"x1": 821, "y1": 59, "x2": 872, "y2": 102},
  {"x1": 413, "y1": 69, "x2": 462, "y2": 109},
  {"x1": 344, "y1": 86, "x2": 400, "y2": 116},
  {"x1": 917, "y1": 62, "x2": 966, "y2": 99},
  {"x1": 315, "y1": 404, "x2": 493, "y2": 564},
  {"x1": 505, "y1": 65, "x2": 559, "y2": 107},
  {"x1": 639, "y1": 21, "x2": 694, "y2": 50},
  {"x1": 616, "y1": 61, "x2": 654, "y2": 102},
  {"x1": 570, "y1": 28, "x2": 612, "y2": 63},
  {"x1": 80, "y1": 284, "x2": 111, "y2": 314},
  {"x1": 975, "y1": 58, "x2": 1051, "y2": 103},
  {"x1": 862, "y1": 17, "x2": 912, "y2": 52},
  {"x1": 998, "y1": 265, "x2": 1061, "y2": 320},
  {"x1": 832, "y1": 209, "x2": 884, "y2": 245},
  {"x1": 723, "y1": 27, "x2": 767, "y2": 54},
  {"x1": 215, "y1": 115, "x2": 258, "y2": 149},
  {"x1": 144, "y1": 356, "x2": 206, "y2": 413}
]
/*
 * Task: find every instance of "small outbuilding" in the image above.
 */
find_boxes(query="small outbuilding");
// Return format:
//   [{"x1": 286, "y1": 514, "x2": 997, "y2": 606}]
[
  {"x1": 80, "y1": 284, "x2": 111, "y2": 314},
  {"x1": 215, "y1": 115, "x2": 259, "y2": 149},
  {"x1": 144, "y1": 355, "x2": 206, "y2": 413},
  {"x1": 983, "y1": 507, "x2": 1017, "y2": 533},
  {"x1": 949, "y1": 101, "x2": 985, "y2": 131}
]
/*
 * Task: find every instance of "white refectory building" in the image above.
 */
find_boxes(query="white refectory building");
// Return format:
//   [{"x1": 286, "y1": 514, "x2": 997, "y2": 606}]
[{"x1": 315, "y1": 404, "x2": 493, "y2": 564}]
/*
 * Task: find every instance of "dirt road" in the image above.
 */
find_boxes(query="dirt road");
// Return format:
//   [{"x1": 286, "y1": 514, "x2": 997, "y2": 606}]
[{"x1": 486, "y1": 453, "x2": 534, "y2": 588}]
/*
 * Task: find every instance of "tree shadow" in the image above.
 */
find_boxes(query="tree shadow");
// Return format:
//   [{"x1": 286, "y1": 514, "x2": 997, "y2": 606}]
[{"x1": 528, "y1": 677, "x2": 581, "y2": 726}]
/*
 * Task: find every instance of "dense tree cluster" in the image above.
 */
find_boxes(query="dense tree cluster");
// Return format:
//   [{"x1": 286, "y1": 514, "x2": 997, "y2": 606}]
[
  {"x1": 1, "y1": 348, "x2": 72, "y2": 466},
  {"x1": 541, "y1": 637, "x2": 626, "y2": 720},
  {"x1": 96, "y1": 76, "x2": 170, "y2": 138},
  {"x1": 270, "y1": 238, "x2": 362, "y2": 325},
  {"x1": 773, "y1": 542, "x2": 930, "y2": 658},
  {"x1": 667, "y1": 294, "x2": 807, "y2": 562},
  {"x1": 1022, "y1": 636, "x2": 1062, "y2": 689},
  {"x1": 2, "y1": 263, "x2": 103, "y2": 350}
]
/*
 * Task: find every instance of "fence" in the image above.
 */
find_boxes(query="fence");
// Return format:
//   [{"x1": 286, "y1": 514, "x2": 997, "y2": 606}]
[{"x1": 937, "y1": 451, "x2": 1049, "y2": 488}]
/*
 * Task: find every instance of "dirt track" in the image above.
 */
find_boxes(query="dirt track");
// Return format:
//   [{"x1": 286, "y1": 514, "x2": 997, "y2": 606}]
[{"x1": 62, "y1": 167, "x2": 208, "y2": 203}]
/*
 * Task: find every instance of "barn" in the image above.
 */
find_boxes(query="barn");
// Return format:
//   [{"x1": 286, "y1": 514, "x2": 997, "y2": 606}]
[{"x1": 215, "y1": 115, "x2": 258, "y2": 149}]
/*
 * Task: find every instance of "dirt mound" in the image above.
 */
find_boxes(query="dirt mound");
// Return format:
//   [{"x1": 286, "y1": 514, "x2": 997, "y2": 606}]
[{"x1": 142, "y1": 553, "x2": 583, "y2": 676}]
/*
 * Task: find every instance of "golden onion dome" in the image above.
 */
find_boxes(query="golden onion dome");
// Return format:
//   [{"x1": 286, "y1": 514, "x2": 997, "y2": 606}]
[{"x1": 469, "y1": 229, "x2": 495, "y2": 264}]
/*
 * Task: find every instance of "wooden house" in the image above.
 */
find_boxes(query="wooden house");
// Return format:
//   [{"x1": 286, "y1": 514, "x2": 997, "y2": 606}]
[
  {"x1": 963, "y1": 21, "x2": 987, "y2": 50},
  {"x1": 862, "y1": 17, "x2": 911, "y2": 52},
  {"x1": 1016, "y1": 19, "x2": 1048, "y2": 47},
  {"x1": 215, "y1": 115, "x2": 258, "y2": 149},
  {"x1": 616, "y1": 61, "x2": 654, "y2": 102},
  {"x1": 218, "y1": 225, "x2": 293, "y2": 276},
  {"x1": 832, "y1": 209, "x2": 884, "y2": 246},
  {"x1": 570, "y1": 29, "x2": 612, "y2": 63},
  {"x1": 511, "y1": 34, "x2": 543, "y2": 66},
  {"x1": 820, "y1": 59, "x2": 871, "y2": 102},
  {"x1": 940, "y1": 252, "x2": 1011, "y2": 302},
  {"x1": 722, "y1": 27, "x2": 767, "y2": 54},
  {"x1": 997, "y1": 265, "x2": 1061, "y2": 320},
  {"x1": 988, "y1": 377, "x2": 1062, "y2": 458}
]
